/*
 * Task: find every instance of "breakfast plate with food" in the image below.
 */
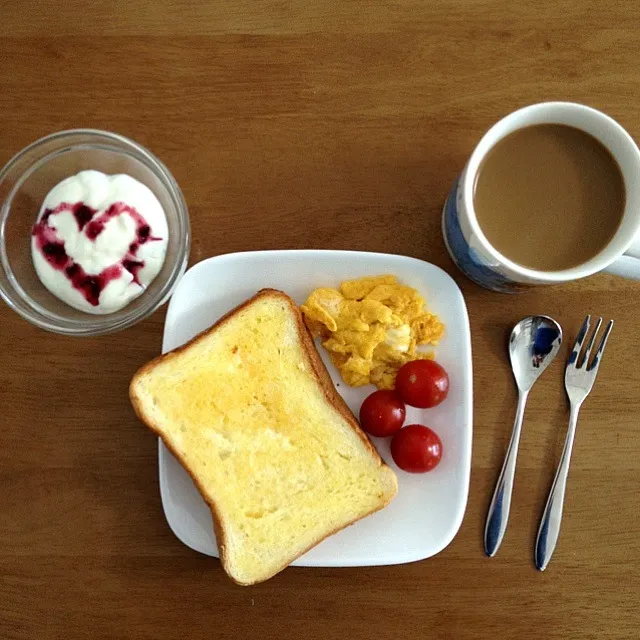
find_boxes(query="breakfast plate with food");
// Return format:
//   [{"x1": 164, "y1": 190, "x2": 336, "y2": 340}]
[{"x1": 130, "y1": 249, "x2": 472, "y2": 584}]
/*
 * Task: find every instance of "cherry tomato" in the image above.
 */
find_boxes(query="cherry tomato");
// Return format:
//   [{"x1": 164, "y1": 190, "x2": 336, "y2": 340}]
[
  {"x1": 395, "y1": 360, "x2": 449, "y2": 408},
  {"x1": 359, "y1": 390, "x2": 406, "y2": 437},
  {"x1": 390, "y1": 425, "x2": 443, "y2": 473}
]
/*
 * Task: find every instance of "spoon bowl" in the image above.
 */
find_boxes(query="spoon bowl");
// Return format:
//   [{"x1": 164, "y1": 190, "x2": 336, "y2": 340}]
[{"x1": 510, "y1": 315, "x2": 563, "y2": 391}]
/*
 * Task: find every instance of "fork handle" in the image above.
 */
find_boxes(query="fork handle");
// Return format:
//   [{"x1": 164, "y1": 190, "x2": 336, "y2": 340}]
[
  {"x1": 535, "y1": 402, "x2": 581, "y2": 571},
  {"x1": 484, "y1": 390, "x2": 529, "y2": 557}
]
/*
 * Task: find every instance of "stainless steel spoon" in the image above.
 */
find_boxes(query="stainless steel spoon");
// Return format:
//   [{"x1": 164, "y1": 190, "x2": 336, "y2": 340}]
[{"x1": 484, "y1": 315, "x2": 563, "y2": 557}]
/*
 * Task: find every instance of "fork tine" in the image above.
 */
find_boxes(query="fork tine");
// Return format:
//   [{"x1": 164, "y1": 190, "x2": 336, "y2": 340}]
[
  {"x1": 568, "y1": 315, "x2": 590, "y2": 367},
  {"x1": 588, "y1": 320, "x2": 613, "y2": 373},
  {"x1": 582, "y1": 316, "x2": 603, "y2": 367}
]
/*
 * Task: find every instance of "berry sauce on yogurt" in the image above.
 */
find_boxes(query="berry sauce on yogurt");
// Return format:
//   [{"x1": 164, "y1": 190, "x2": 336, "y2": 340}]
[{"x1": 31, "y1": 171, "x2": 168, "y2": 314}]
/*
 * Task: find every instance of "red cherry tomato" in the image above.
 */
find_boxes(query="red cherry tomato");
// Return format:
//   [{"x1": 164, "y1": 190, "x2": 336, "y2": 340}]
[
  {"x1": 390, "y1": 425, "x2": 443, "y2": 473},
  {"x1": 359, "y1": 390, "x2": 406, "y2": 437},
  {"x1": 395, "y1": 360, "x2": 449, "y2": 408}
]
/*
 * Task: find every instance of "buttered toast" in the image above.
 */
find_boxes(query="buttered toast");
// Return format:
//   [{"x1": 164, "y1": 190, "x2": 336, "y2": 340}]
[{"x1": 129, "y1": 289, "x2": 398, "y2": 585}]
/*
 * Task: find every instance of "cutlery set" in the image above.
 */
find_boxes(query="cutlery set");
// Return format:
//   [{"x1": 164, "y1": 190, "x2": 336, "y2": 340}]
[{"x1": 484, "y1": 315, "x2": 613, "y2": 570}]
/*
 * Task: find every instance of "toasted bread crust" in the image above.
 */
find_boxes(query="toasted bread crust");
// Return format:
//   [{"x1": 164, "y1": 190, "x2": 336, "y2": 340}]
[
  {"x1": 288, "y1": 292, "x2": 391, "y2": 465},
  {"x1": 129, "y1": 289, "x2": 397, "y2": 585}
]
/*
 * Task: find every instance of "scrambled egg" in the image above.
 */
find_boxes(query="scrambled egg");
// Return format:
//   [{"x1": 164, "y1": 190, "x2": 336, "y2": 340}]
[{"x1": 300, "y1": 275, "x2": 445, "y2": 389}]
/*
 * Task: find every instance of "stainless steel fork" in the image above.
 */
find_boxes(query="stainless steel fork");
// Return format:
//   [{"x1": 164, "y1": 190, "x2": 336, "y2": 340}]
[{"x1": 534, "y1": 315, "x2": 613, "y2": 571}]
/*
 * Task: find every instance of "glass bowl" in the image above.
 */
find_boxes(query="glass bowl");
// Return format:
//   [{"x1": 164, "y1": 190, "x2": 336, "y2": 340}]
[{"x1": 0, "y1": 129, "x2": 190, "y2": 336}]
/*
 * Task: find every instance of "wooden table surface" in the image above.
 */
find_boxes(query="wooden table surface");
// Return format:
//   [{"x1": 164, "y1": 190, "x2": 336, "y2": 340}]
[{"x1": 2, "y1": 2, "x2": 639, "y2": 638}]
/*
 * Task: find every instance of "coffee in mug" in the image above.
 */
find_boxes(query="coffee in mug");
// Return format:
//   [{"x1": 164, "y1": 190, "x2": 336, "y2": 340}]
[{"x1": 473, "y1": 124, "x2": 626, "y2": 272}]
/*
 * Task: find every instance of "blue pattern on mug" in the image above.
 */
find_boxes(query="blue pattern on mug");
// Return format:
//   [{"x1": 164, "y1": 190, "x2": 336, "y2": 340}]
[{"x1": 443, "y1": 179, "x2": 523, "y2": 293}]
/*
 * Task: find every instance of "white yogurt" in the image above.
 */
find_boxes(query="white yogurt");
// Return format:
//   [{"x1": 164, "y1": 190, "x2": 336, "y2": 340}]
[{"x1": 31, "y1": 170, "x2": 168, "y2": 314}]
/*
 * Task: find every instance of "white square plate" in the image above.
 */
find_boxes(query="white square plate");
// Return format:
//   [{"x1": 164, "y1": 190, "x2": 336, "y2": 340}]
[{"x1": 159, "y1": 250, "x2": 472, "y2": 566}]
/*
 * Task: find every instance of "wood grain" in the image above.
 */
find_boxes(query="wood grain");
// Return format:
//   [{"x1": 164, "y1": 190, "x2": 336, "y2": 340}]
[{"x1": 1, "y1": 1, "x2": 639, "y2": 638}]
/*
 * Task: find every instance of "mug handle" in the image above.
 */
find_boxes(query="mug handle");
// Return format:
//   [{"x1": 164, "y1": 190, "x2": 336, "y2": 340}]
[{"x1": 603, "y1": 234, "x2": 640, "y2": 279}]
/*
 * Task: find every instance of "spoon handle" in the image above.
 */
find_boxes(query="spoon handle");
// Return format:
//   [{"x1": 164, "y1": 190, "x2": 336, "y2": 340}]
[{"x1": 484, "y1": 390, "x2": 529, "y2": 557}]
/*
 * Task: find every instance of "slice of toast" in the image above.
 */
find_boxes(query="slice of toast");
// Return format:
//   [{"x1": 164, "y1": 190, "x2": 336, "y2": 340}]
[{"x1": 130, "y1": 289, "x2": 398, "y2": 585}]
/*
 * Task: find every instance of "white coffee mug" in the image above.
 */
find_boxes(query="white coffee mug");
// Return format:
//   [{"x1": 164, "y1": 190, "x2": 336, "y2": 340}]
[{"x1": 442, "y1": 102, "x2": 640, "y2": 292}]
